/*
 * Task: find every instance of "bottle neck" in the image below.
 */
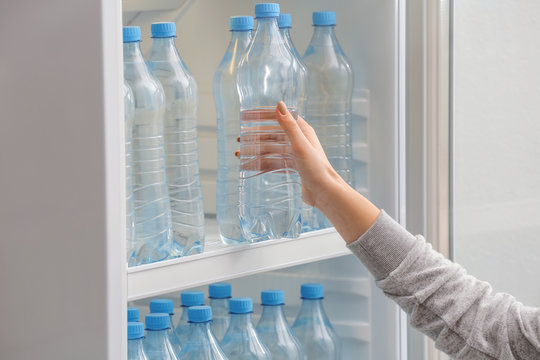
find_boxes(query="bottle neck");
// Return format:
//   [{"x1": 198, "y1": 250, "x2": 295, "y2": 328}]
[
  {"x1": 127, "y1": 338, "x2": 147, "y2": 359},
  {"x1": 252, "y1": 16, "x2": 281, "y2": 45},
  {"x1": 123, "y1": 42, "x2": 145, "y2": 63},
  {"x1": 228, "y1": 313, "x2": 256, "y2": 332},
  {"x1": 187, "y1": 321, "x2": 217, "y2": 342},
  {"x1": 145, "y1": 328, "x2": 171, "y2": 342},
  {"x1": 228, "y1": 30, "x2": 252, "y2": 51},
  {"x1": 150, "y1": 37, "x2": 180, "y2": 62},
  {"x1": 259, "y1": 304, "x2": 288, "y2": 326},
  {"x1": 309, "y1": 25, "x2": 338, "y2": 46},
  {"x1": 298, "y1": 299, "x2": 327, "y2": 322}
]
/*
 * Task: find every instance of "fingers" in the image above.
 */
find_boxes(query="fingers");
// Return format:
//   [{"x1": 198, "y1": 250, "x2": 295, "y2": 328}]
[
  {"x1": 296, "y1": 115, "x2": 324, "y2": 152},
  {"x1": 275, "y1": 101, "x2": 312, "y2": 152}
]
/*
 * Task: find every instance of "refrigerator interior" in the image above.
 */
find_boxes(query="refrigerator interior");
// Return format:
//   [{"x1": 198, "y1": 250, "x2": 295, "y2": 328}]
[{"x1": 124, "y1": 0, "x2": 403, "y2": 358}]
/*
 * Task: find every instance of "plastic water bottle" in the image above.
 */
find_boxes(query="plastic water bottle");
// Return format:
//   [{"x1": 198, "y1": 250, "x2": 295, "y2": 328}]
[
  {"x1": 213, "y1": 16, "x2": 254, "y2": 245},
  {"x1": 208, "y1": 282, "x2": 232, "y2": 341},
  {"x1": 143, "y1": 313, "x2": 179, "y2": 360},
  {"x1": 291, "y1": 283, "x2": 341, "y2": 359},
  {"x1": 302, "y1": 12, "x2": 354, "y2": 229},
  {"x1": 123, "y1": 26, "x2": 174, "y2": 265},
  {"x1": 128, "y1": 322, "x2": 149, "y2": 360},
  {"x1": 236, "y1": 3, "x2": 302, "y2": 242},
  {"x1": 148, "y1": 22, "x2": 205, "y2": 257},
  {"x1": 220, "y1": 297, "x2": 271, "y2": 359},
  {"x1": 149, "y1": 299, "x2": 181, "y2": 352},
  {"x1": 256, "y1": 290, "x2": 305, "y2": 360},
  {"x1": 128, "y1": 307, "x2": 140, "y2": 322},
  {"x1": 177, "y1": 306, "x2": 229, "y2": 360},
  {"x1": 172, "y1": 290, "x2": 205, "y2": 346},
  {"x1": 124, "y1": 81, "x2": 137, "y2": 263}
]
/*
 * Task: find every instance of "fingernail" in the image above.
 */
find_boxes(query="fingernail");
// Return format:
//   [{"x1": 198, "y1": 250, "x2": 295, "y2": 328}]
[
  {"x1": 234, "y1": 150, "x2": 240, "y2": 157},
  {"x1": 237, "y1": 136, "x2": 240, "y2": 143},
  {"x1": 277, "y1": 101, "x2": 288, "y2": 116}
]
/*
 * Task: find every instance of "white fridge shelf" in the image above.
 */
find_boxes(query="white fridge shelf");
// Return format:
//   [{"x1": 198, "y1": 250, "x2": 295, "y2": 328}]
[{"x1": 127, "y1": 219, "x2": 350, "y2": 301}]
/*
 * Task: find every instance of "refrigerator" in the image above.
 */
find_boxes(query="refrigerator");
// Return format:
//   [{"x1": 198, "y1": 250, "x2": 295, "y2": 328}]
[{"x1": 0, "y1": 0, "x2": 452, "y2": 359}]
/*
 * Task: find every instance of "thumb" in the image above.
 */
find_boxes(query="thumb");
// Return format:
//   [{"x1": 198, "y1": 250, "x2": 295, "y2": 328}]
[{"x1": 275, "y1": 101, "x2": 311, "y2": 150}]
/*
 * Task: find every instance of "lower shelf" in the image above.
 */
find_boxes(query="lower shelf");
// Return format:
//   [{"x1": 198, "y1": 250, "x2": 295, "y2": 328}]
[{"x1": 127, "y1": 219, "x2": 350, "y2": 301}]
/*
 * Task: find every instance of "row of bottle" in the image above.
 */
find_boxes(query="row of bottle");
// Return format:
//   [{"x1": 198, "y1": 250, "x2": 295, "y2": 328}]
[
  {"x1": 128, "y1": 283, "x2": 340, "y2": 359},
  {"x1": 123, "y1": 2, "x2": 354, "y2": 266}
]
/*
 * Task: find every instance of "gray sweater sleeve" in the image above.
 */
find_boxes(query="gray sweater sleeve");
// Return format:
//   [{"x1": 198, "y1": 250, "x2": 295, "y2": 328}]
[{"x1": 346, "y1": 210, "x2": 540, "y2": 359}]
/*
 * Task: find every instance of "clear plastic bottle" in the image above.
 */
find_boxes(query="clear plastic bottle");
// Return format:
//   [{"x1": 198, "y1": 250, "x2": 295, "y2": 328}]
[
  {"x1": 236, "y1": 3, "x2": 302, "y2": 242},
  {"x1": 220, "y1": 297, "x2": 271, "y2": 360},
  {"x1": 172, "y1": 290, "x2": 205, "y2": 346},
  {"x1": 256, "y1": 290, "x2": 305, "y2": 360},
  {"x1": 291, "y1": 283, "x2": 341, "y2": 360},
  {"x1": 148, "y1": 22, "x2": 205, "y2": 257},
  {"x1": 208, "y1": 282, "x2": 232, "y2": 341},
  {"x1": 128, "y1": 322, "x2": 149, "y2": 360},
  {"x1": 149, "y1": 298, "x2": 181, "y2": 352},
  {"x1": 128, "y1": 307, "x2": 140, "y2": 322},
  {"x1": 123, "y1": 26, "x2": 174, "y2": 266},
  {"x1": 124, "y1": 81, "x2": 137, "y2": 263},
  {"x1": 143, "y1": 313, "x2": 179, "y2": 360},
  {"x1": 213, "y1": 16, "x2": 254, "y2": 245},
  {"x1": 302, "y1": 12, "x2": 354, "y2": 229},
  {"x1": 178, "y1": 306, "x2": 229, "y2": 360}
]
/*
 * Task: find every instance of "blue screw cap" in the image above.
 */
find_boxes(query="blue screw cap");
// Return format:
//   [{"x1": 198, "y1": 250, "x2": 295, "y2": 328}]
[
  {"x1": 255, "y1": 3, "x2": 280, "y2": 18},
  {"x1": 301, "y1": 283, "x2": 324, "y2": 299},
  {"x1": 278, "y1": 13, "x2": 291, "y2": 29},
  {"x1": 127, "y1": 307, "x2": 139, "y2": 322},
  {"x1": 181, "y1": 291, "x2": 205, "y2": 307},
  {"x1": 313, "y1": 11, "x2": 336, "y2": 26},
  {"x1": 209, "y1": 283, "x2": 232, "y2": 299},
  {"x1": 261, "y1": 290, "x2": 285, "y2": 306},
  {"x1": 149, "y1": 299, "x2": 174, "y2": 315},
  {"x1": 145, "y1": 313, "x2": 171, "y2": 330},
  {"x1": 230, "y1": 16, "x2": 254, "y2": 31},
  {"x1": 128, "y1": 322, "x2": 145, "y2": 340},
  {"x1": 123, "y1": 26, "x2": 141, "y2": 43},
  {"x1": 151, "y1": 22, "x2": 176, "y2": 38},
  {"x1": 229, "y1": 297, "x2": 253, "y2": 314},
  {"x1": 188, "y1": 306, "x2": 213, "y2": 323}
]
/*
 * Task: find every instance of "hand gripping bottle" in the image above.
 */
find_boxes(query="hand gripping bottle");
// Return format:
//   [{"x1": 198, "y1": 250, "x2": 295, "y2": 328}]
[
  {"x1": 236, "y1": 3, "x2": 302, "y2": 242},
  {"x1": 128, "y1": 322, "x2": 149, "y2": 360},
  {"x1": 149, "y1": 22, "x2": 205, "y2": 257},
  {"x1": 178, "y1": 306, "x2": 229, "y2": 360},
  {"x1": 172, "y1": 290, "x2": 205, "y2": 346},
  {"x1": 256, "y1": 290, "x2": 305, "y2": 360},
  {"x1": 124, "y1": 81, "x2": 137, "y2": 262},
  {"x1": 143, "y1": 313, "x2": 179, "y2": 360},
  {"x1": 213, "y1": 16, "x2": 254, "y2": 245},
  {"x1": 123, "y1": 26, "x2": 174, "y2": 266},
  {"x1": 128, "y1": 307, "x2": 140, "y2": 322},
  {"x1": 291, "y1": 283, "x2": 341, "y2": 359},
  {"x1": 208, "y1": 282, "x2": 232, "y2": 342},
  {"x1": 302, "y1": 12, "x2": 354, "y2": 230},
  {"x1": 220, "y1": 297, "x2": 271, "y2": 360}
]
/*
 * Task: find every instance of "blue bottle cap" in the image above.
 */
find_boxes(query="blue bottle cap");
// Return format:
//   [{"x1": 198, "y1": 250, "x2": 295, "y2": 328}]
[
  {"x1": 230, "y1": 16, "x2": 254, "y2": 31},
  {"x1": 209, "y1": 283, "x2": 231, "y2": 299},
  {"x1": 229, "y1": 297, "x2": 253, "y2": 314},
  {"x1": 128, "y1": 321, "x2": 145, "y2": 340},
  {"x1": 127, "y1": 307, "x2": 139, "y2": 322},
  {"x1": 123, "y1": 26, "x2": 141, "y2": 43},
  {"x1": 181, "y1": 291, "x2": 205, "y2": 307},
  {"x1": 301, "y1": 283, "x2": 324, "y2": 299},
  {"x1": 313, "y1": 11, "x2": 336, "y2": 26},
  {"x1": 188, "y1": 306, "x2": 213, "y2": 323},
  {"x1": 151, "y1": 22, "x2": 176, "y2": 38},
  {"x1": 278, "y1": 13, "x2": 291, "y2": 29},
  {"x1": 261, "y1": 290, "x2": 284, "y2": 306},
  {"x1": 255, "y1": 3, "x2": 280, "y2": 18},
  {"x1": 145, "y1": 313, "x2": 171, "y2": 330},
  {"x1": 149, "y1": 299, "x2": 174, "y2": 315}
]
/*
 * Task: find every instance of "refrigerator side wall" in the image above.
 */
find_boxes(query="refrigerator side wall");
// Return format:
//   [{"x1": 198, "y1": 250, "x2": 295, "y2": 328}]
[{"x1": 0, "y1": 1, "x2": 125, "y2": 359}]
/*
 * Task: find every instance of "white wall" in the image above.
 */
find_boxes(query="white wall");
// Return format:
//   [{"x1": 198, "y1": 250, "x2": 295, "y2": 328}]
[{"x1": 453, "y1": 1, "x2": 540, "y2": 305}]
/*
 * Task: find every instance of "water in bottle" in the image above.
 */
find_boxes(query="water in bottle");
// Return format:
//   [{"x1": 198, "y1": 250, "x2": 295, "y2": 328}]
[
  {"x1": 236, "y1": 3, "x2": 302, "y2": 242},
  {"x1": 172, "y1": 290, "x2": 205, "y2": 346},
  {"x1": 256, "y1": 290, "x2": 305, "y2": 360},
  {"x1": 123, "y1": 26, "x2": 174, "y2": 265},
  {"x1": 177, "y1": 306, "x2": 228, "y2": 360},
  {"x1": 213, "y1": 16, "x2": 254, "y2": 245},
  {"x1": 143, "y1": 313, "x2": 179, "y2": 360},
  {"x1": 220, "y1": 297, "x2": 271, "y2": 360},
  {"x1": 148, "y1": 22, "x2": 205, "y2": 257},
  {"x1": 128, "y1": 322, "x2": 149, "y2": 360},
  {"x1": 124, "y1": 81, "x2": 137, "y2": 264},
  {"x1": 208, "y1": 282, "x2": 232, "y2": 341},
  {"x1": 303, "y1": 11, "x2": 354, "y2": 229},
  {"x1": 291, "y1": 283, "x2": 341, "y2": 359},
  {"x1": 128, "y1": 307, "x2": 140, "y2": 322}
]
